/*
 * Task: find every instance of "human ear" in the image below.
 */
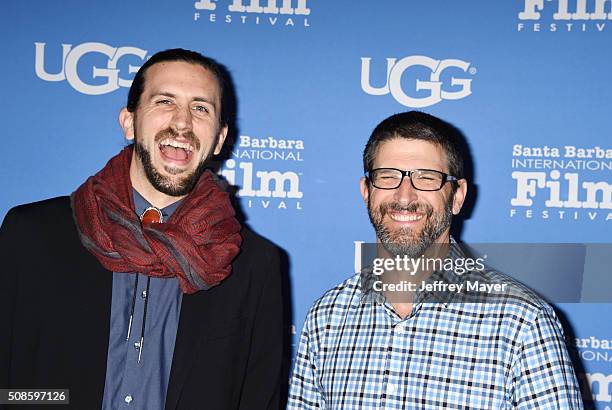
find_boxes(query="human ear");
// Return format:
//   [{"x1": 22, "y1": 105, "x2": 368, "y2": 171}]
[{"x1": 119, "y1": 108, "x2": 135, "y2": 141}]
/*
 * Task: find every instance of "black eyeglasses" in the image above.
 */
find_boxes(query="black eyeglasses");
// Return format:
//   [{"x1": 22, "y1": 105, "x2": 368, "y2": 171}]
[{"x1": 366, "y1": 168, "x2": 458, "y2": 191}]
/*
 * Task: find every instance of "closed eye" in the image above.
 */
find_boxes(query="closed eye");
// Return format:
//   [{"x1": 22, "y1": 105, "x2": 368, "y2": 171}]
[{"x1": 193, "y1": 105, "x2": 209, "y2": 113}]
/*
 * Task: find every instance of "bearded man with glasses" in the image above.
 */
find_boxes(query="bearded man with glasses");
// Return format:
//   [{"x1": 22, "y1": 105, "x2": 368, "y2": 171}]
[{"x1": 288, "y1": 111, "x2": 583, "y2": 409}]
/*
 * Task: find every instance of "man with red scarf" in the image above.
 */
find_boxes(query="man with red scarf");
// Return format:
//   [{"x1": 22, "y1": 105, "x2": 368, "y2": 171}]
[{"x1": 0, "y1": 49, "x2": 284, "y2": 409}]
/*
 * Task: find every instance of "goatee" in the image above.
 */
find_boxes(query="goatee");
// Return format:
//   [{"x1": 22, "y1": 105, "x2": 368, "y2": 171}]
[
  {"x1": 134, "y1": 127, "x2": 212, "y2": 197},
  {"x1": 368, "y1": 194, "x2": 453, "y2": 257}
]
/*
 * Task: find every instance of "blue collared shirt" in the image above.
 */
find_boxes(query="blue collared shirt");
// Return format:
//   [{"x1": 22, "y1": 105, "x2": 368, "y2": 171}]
[{"x1": 102, "y1": 191, "x2": 183, "y2": 409}]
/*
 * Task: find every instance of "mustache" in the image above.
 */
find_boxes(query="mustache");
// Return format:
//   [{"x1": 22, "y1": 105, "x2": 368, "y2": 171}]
[
  {"x1": 380, "y1": 201, "x2": 433, "y2": 215},
  {"x1": 154, "y1": 128, "x2": 200, "y2": 151}
]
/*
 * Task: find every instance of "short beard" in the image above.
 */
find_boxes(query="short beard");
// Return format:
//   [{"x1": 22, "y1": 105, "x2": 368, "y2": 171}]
[
  {"x1": 133, "y1": 125, "x2": 214, "y2": 197},
  {"x1": 368, "y1": 191, "x2": 454, "y2": 258}
]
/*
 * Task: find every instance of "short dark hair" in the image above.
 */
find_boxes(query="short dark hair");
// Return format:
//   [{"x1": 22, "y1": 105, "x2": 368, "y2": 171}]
[
  {"x1": 363, "y1": 111, "x2": 464, "y2": 187},
  {"x1": 126, "y1": 48, "x2": 228, "y2": 126}
]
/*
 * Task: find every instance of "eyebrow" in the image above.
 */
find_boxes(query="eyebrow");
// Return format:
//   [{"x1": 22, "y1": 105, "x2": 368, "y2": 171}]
[
  {"x1": 193, "y1": 97, "x2": 215, "y2": 106},
  {"x1": 151, "y1": 92, "x2": 176, "y2": 100}
]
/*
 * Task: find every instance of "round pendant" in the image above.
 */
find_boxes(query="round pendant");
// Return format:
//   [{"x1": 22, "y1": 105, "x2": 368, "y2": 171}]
[{"x1": 141, "y1": 207, "x2": 163, "y2": 224}]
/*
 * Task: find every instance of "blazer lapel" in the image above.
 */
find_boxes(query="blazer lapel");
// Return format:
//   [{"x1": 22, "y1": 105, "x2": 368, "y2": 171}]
[{"x1": 165, "y1": 294, "x2": 202, "y2": 410}]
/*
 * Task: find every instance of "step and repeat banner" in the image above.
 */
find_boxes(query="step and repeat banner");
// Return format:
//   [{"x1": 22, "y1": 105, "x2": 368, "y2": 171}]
[{"x1": 2, "y1": 1, "x2": 611, "y2": 407}]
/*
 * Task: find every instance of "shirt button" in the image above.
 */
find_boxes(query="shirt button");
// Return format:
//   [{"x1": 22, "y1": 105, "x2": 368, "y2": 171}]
[
  {"x1": 124, "y1": 394, "x2": 133, "y2": 404},
  {"x1": 134, "y1": 341, "x2": 141, "y2": 349},
  {"x1": 386, "y1": 384, "x2": 396, "y2": 394},
  {"x1": 141, "y1": 290, "x2": 147, "y2": 299}
]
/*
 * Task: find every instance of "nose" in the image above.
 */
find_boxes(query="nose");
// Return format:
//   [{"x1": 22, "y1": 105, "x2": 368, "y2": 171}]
[
  {"x1": 393, "y1": 174, "x2": 419, "y2": 205},
  {"x1": 170, "y1": 105, "x2": 193, "y2": 133}
]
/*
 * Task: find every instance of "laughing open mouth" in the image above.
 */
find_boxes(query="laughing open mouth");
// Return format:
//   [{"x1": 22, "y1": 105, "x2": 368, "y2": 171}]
[{"x1": 159, "y1": 138, "x2": 195, "y2": 163}]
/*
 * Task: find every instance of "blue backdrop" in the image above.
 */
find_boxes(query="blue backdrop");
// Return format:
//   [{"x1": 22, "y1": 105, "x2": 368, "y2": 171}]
[{"x1": 2, "y1": 1, "x2": 611, "y2": 407}]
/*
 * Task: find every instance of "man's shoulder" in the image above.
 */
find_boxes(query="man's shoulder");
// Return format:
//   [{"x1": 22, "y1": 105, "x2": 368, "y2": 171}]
[
  {"x1": 2, "y1": 196, "x2": 72, "y2": 229},
  {"x1": 458, "y1": 267, "x2": 559, "y2": 325},
  {"x1": 485, "y1": 269, "x2": 551, "y2": 306},
  {"x1": 235, "y1": 225, "x2": 283, "y2": 277},
  {"x1": 0, "y1": 196, "x2": 90, "y2": 281},
  {"x1": 304, "y1": 274, "x2": 362, "y2": 327},
  {"x1": 230, "y1": 225, "x2": 283, "y2": 289},
  {"x1": 239, "y1": 225, "x2": 278, "y2": 257}
]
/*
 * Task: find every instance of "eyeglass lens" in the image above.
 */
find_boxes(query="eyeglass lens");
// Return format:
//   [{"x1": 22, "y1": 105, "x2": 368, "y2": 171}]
[{"x1": 371, "y1": 169, "x2": 444, "y2": 190}]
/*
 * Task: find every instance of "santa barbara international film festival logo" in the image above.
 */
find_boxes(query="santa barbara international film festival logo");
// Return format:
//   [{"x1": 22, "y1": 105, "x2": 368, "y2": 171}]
[
  {"x1": 510, "y1": 144, "x2": 612, "y2": 222},
  {"x1": 193, "y1": 0, "x2": 311, "y2": 28},
  {"x1": 517, "y1": 0, "x2": 611, "y2": 32},
  {"x1": 360, "y1": 56, "x2": 476, "y2": 109},
  {"x1": 569, "y1": 336, "x2": 612, "y2": 404},
  {"x1": 219, "y1": 134, "x2": 304, "y2": 211},
  {"x1": 34, "y1": 42, "x2": 148, "y2": 95}
]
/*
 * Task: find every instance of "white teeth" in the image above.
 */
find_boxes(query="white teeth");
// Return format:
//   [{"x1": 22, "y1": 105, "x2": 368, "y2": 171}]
[
  {"x1": 389, "y1": 213, "x2": 423, "y2": 222},
  {"x1": 160, "y1": 138, "x2": 194, "y2": 152}
]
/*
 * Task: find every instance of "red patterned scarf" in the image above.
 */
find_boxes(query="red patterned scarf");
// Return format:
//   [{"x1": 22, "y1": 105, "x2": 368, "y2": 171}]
[{"x1": 71, "y1": 146, "x2": 242, "y2": 294}]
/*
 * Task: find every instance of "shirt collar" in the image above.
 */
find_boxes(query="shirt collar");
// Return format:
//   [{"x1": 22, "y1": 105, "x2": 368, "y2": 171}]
[
  {"x1": 133, "y1": 189, "x2": 183, "y2": 221},
  {"x1": 359, "y1": 236, "x2": 472, "y2": 311}
]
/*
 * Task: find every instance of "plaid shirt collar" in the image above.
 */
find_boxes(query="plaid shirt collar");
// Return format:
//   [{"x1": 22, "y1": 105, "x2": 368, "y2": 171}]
[{"x1": 359, "y1": 236, "x2": 469, "y2": 315}]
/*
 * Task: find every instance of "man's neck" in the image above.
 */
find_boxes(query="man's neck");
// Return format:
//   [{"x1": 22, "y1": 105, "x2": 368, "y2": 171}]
[
  {"x1": 383, "y1": 265, "x2": 428, "y2": 320},
  {"x1": 378, "y1": 231, "x2": 452, "y2": 319},
  {"x1": 133, "y1": 185, "x2": 185, "y2": 209},
  {"x1": 129, "y1": 159, "x2": 187, "y2": 209}
]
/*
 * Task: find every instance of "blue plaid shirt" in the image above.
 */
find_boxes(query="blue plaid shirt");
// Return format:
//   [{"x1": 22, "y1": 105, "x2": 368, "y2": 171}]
[{"x1": 288, "y1": 251, "x2": 583, "y2": 409}]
